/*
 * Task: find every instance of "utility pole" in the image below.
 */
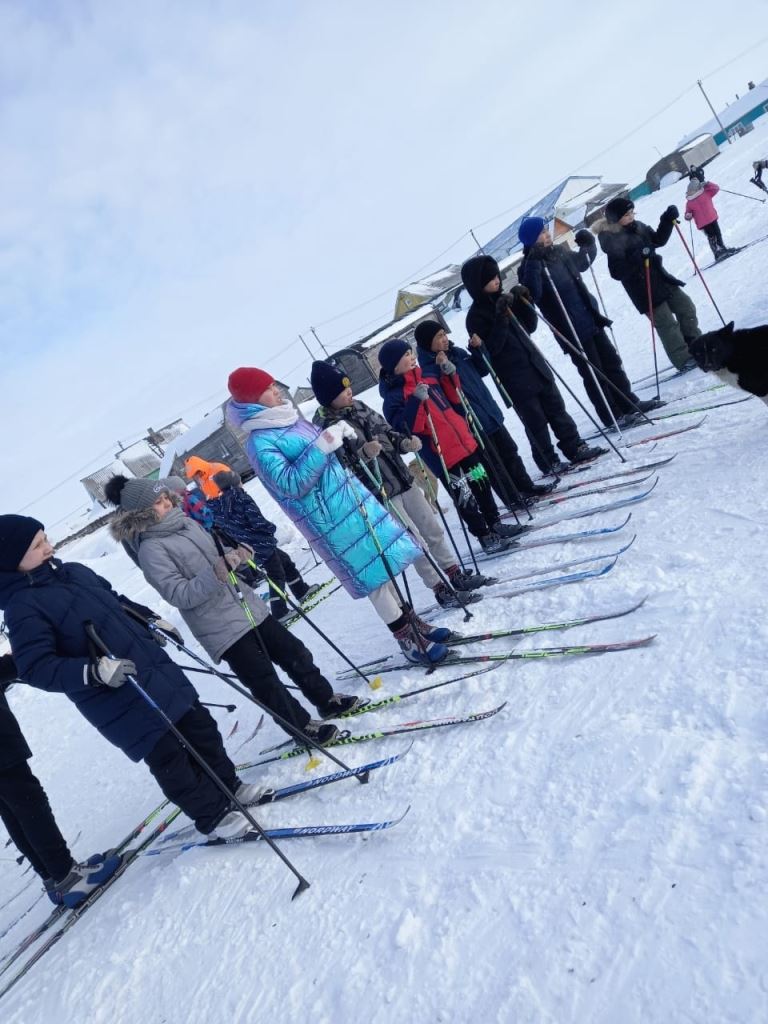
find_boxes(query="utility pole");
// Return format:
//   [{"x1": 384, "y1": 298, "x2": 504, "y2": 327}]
[
  {"x1": 309, "y1": 326, "x2": 330, "y2": 357},
  {"x1": 298, "y1": 333, "x2": 315, "y2": 359},
  {"x1": 470, "y1": 228, "x2": 485, "y2": 253},
  {"x1": 697, "y1": 79, "x2": 730, "y2": 144}
]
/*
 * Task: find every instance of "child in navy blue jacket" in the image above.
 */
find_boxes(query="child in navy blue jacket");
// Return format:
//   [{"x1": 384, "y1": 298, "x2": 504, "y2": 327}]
[
  {"x1": 206, "y1": 471, "x2": 320, "y2": 621},
  {"x1": 0, "y1": 513, "x2": 265, "y2": 843}
]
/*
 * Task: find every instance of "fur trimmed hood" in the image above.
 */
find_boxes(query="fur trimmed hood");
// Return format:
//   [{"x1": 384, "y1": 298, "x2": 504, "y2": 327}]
[
  {"x1": 111, "y1": 505, "x2": 160, "y2": 543},
  {"x1": 591, "y1": 216, "x2": 620, "y2": 235}
]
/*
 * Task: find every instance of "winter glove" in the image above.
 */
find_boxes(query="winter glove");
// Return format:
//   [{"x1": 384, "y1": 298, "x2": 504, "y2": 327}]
[
  {"x1": 510, "y1": 284, "x2": 532, "y2": 303},
  {"x1": 413, "y1": 382, "x2": 430, "y2": 401},
  {"x1": 151, "y1": 619, "x2": 183, "y2": 647},
  {"x1": 439, "y1": 358, "x2": 457, "y2": 376},
  {"x1": 495, "y1": 294, "x2": 513, "y2": 318},
  {"x1": 684, "y1": 211, "x2": 693, "y2": 221},
  {"x1": 0, "y1": 653, "x2": 18, "y2": 687},
  {"x1": 315, "y1": 423, "x2": 348, "y2": 453},
  {"x1": 468, "y1": 334, "x2": 483, "y2": 349},
  {"x1": 92, "y1": 657, "x2": 136, "y2": 688},
  {"x1": 399, "y1": 436, "x2": 422, "y2": 453},
  {"x1": 361, "y1": 439, "x2": 382, "y2": 459},
  {"x1": 661, "y1": 204, "x2": 679, "y2": 222},
  {"x1": 574, "y1": 228, "x2": 595, "y2": 247},
  {"x1": 214, "y1": 549, "x2": 244, "y2": 583}
]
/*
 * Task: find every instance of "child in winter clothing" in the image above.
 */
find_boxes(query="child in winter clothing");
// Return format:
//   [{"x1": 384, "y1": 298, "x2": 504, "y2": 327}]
[
  {"x1": 0, "y1": 513, "x2": 263, "y2": 843},
  {"x1": 310, "y1": 359, "x2": 487, "y2": 609},
  {"x1": 516, "y1": 217, "x2": 661, "y2": 428},
  {"x1": 184, "y1": 456, "x2": 232, "y2": 499},
  {"x1": 460, "y1": 255, "x2": 606, "y2": 474},
  {"x1": 0, "y1": 654, "x2": 121, "y2": 907},
  {"x1": 109, "y1": 477, "x2": 360, "y2": 741},
  {"x1": 226, "y1": 367, "x2": 453, "y2": 668},
  {"x1": 377, "y1": 340, "x2": 523, "y2": 555},
  {"x1": 207, "y1": 470, "x2": 320, "y2": 621},
  {"x1": 595, "y1": 197, "x2": 700, "y2": 372},
  {"x1": 684, "y1": 181, "x2": 735, "y2": 262},
  {"x1": 414, "y1": 320, "x2": 555, "y2": 505}
]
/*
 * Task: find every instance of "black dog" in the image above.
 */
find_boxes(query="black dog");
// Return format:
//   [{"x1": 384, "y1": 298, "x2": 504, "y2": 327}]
[{"x1": 689, "y1": 321, "x2": 768, "y2": 400}]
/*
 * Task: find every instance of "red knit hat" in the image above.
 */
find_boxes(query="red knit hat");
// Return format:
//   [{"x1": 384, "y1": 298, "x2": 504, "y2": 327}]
[{"x1": 227, "y1": 367, "x2": 275, "y2": 402}]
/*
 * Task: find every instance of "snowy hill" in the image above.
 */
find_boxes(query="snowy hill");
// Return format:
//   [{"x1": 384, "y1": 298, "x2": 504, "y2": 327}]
[{"x1": 2, "y1": 121, "x2": 768, "y2": 1023}]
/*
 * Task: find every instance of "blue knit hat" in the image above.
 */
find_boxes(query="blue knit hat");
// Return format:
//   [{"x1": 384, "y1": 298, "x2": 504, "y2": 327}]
[
  {"x1": 378, "y1": 339, "x2": 411, "y2": 376},
  {"x1": 518, "y1": 216, "x2": 547, "y2": 248},
  {"x1": 0, "y1": 514, "x2": 45, "y2": 572},
  {"x1": 310, "y1": 360, "x2": 350, "y2": 407}
]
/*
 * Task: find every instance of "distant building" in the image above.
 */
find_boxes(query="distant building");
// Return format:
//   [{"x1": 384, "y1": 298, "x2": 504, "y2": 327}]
[
  {"x1": 678, "y1": 78, "x2": 768, "y2": 147},
  {"x1": 639, "y1": 134, "x2": 720, "y2": 196},
  {"x1": 80, "y1": 420, "x2": 188, "y2": 505}
]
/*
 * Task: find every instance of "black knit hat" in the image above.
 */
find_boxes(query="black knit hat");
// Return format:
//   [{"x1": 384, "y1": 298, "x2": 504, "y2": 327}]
[
  {"x1": 604, "y1": 197, "x2": 634, "y2": 224},
  {"x1": 0, "y1": 514, "x2": 45, "y2": 572},
  {"x1": 413, "y1": 321, "x2": 446, "y2": 352},
  {"x1": 310, "y1": 360, "x2": 350, "y2": 408}
]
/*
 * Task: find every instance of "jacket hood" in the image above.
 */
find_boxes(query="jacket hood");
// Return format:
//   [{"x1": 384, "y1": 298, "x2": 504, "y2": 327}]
[
  {"x1": 591, "y1": 216, "x2": 618, "y2": 235},
  {"x1": 460, "y1": 255, "x2": 501, "y2": 302},
  {"x1": 111, "y1": 505, "x2": 163, "y2": 544},
  {"x1": 184, "y1": 455, "x2": 216, "y2": 479}
]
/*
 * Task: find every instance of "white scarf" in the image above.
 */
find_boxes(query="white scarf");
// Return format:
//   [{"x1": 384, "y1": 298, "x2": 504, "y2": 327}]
[{"x1": 241, "y1": 401, "x2": 300, "y2": 432}]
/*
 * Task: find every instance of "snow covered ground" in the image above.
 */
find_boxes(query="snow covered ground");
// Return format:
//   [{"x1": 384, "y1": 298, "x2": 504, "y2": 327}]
[{"x1": 2, "y1": 122, "x2": 768, "y2": 1023}]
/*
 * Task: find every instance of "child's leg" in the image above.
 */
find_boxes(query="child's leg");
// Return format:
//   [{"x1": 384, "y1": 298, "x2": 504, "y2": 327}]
[
  {"x1": 535, "y1": 383, "x2": 583, "y2": 459},
  {"x1": 648, "y1": 302, "x2": 692, "y2": 370},
  {"x1": 702, "y1": 222, "x2": 720, "y2": 256},
  {"x1": 256, "y1": 614, "x2": 334, "y2": 711},
  {"x1": 144, "y1": 706, "x2": 236, "y2": 835},
  {"x1": 0, "y1": 761, "x2": 74, "y2": 881},
  {"x1": 665, "y1": 288, "x2": 701, "y2": 349},
  {"x1": 262, "y1": 549, "x2": 288, "y2": 619},
  {"x1": 511, "y1": 394, "x2": 559, "y2": 472},
  {"x1": 367, "y1": 581, "x2": 405, "y2": 624},
  {"x1": 485, "y1": 424, "x2": 536, "y2": 494},
  {"x1": 455, "y1": 452, "x2": 500, "y2": 531},
  {"x1": 397, "y1": 486, "x2": 456, "y2": 574},
  {"x1": 277, "y1": 548, "x2": 309, "y2": 601},
  {"x1": 223, "y1": 630, "x2": 313, "y2": 734}
]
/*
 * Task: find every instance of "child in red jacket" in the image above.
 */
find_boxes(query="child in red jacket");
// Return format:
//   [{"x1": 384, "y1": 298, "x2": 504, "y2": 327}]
[
  {"x1": 378, "y1": 339, "x2": 523, "y2": 555},
  {"x1": 684, "y1": 180, "x2": 736, "y2": 262}
]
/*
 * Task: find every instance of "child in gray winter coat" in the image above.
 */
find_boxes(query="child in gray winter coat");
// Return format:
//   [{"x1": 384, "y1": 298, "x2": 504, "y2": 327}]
[{"x1": 109, "y1": 477, "x2": 363, "y2": 754}]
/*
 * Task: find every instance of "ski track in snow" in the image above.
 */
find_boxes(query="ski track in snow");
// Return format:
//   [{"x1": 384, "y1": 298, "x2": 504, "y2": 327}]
[{"x1": 2, "y1": 123, "x2": 768, "y2": 1023}]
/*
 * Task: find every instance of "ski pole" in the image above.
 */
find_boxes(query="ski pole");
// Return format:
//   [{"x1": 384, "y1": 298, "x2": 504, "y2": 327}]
[
  {"x1": 83, "y1": 622, "x2": 310, "y2": 900},
  {"x1": 719, "y1": 186, "x2": 765, "y2": 204},
  {"x1": 420, "y1": 401, "x2": 483, "y2": 575},
  {"x1": 541, "y1": 266, "x2": 624, "y2": 441},
  {"x1": 506, "y1": 312, "x2": 626, "y2": 464},
  {"x1": 355, "y1": 453, "x2": 474, "y2": 620},
  {"x1": 256, "y1": 566, "x2": 382, "y2": 691},
  {"x1": 412, "y1": 450, "x2": 472, "y2": 574},
  {"x1": 201, "y1": 701, "x2": 237, "y2": 712},
  {"x1": 588, "y1": 265, "x2": 622, "y2": 355},
  {"x1": 672, "y1": 220, "x2": 727, "y2": 327},
  {"x1": 643, "y1": 251, "x2": 662, "y2": 401},
  {"x1": 444, "y1": 371, "x2": 531, "y2": 522},
  {"x1": 475, "y1": 346, "x2": 564, "y2": 483},
  {"x1": 522, "y1": 300, "x2": 653, "y2": 427},
  {"x1": 147, "y1": 620, "x2": 367, "y2": 782}
]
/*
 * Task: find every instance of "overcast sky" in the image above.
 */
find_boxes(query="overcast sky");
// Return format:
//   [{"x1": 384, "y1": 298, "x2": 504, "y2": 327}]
[{"x1": 2, "y1": 0, "x2": 767, "y2": 524}]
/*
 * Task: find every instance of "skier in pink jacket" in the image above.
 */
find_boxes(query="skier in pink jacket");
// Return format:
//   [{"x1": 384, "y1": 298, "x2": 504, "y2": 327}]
[{"x1": 684, "y1": 180, "x2": 736, "y2": 262}]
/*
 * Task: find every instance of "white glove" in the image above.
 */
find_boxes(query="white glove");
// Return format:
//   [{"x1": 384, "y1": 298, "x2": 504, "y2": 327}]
[
  {"x1": 93, "y1": 657, "x2": 136, "y2": 688},
  {"x1": 315, "y1": 422, "x2": 349, "y2": 453},
  {"x1": 413, "y1": 382, "x2": 430, "y2": 401}
]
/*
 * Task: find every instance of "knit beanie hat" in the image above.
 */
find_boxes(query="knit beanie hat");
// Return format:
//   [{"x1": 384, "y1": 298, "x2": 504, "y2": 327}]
[
  {"x1": 413, "y1": 321, "x2": 445, "y2": 352},
  {"x1": 377, "y1": 339, "x2": 411, "y2": 375},
  {"x1": 227, "y1": 367, "x2": 275, "y2": 403},
  {"x1": 212, "y1": 470, "x2": 242, "y2": 490},
  {"x1": 604, "y1": 197, "x2": 634, "y2": 223},
  {"x1": 518, "y1": 216, "x2": 547, "y2": 248},
  {"x1": 116, "y1": 478, "x2": 175, "y2": 512},
  {"x1": 686, "y1": 180, "x2": 705, "y2": 198},
  {"x1": 0, "y1": 515, "x2": 45, "y2": 572},
  {"x1": 310, "y1": 361, "x2": 350, "y2": 407}
]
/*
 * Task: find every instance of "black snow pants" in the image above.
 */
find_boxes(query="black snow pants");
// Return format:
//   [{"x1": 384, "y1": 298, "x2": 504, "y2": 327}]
[
  {"x1": 511, "y1": 382, "x2": 582, "y2": 473},
  {"x1": 561, "y1": 329, "x2": 640, "y2": 426},
  {"x1": 0, "y1": 760, "x2": 74, "y2": 881}
]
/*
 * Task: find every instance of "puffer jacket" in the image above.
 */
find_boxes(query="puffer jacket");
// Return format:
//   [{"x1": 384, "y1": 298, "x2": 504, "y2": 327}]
[
  {"x1": 461, "y1": 255, "x2": 550, "y2": 400},
  {"x1": 517, "y1": 242, "x2": 611, "y2": 347},
  {"x1": 226, "y1": 401, "x2": 420, "y2": 599},
  {"x1": 379, "y1": 365, "x2": 477, "y2": 478},
  {"x1": 684, "y1": 182, "x2": 720, "y2": 229},
  {"x1": 0, "y1": 561, "x2": 197, "y2": 763},
  {"x1": 0, "y1": 654, "x2": 32, "y2": 769},
  {"x1": 416, "y1": 342, "x2": 505, "y2": 435},
  {"x1": 112, "y1": 507, "x2": 269, "y2": 663},
  {"x1": 594, "y1": 215, "x2": 684, "y2": 314},
  {"x1": 313, "y1": 399, "x2": 414, "y2": 499},
  {"x1": 206, "y1": 485, "x2": 278, "y2": 563}
]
